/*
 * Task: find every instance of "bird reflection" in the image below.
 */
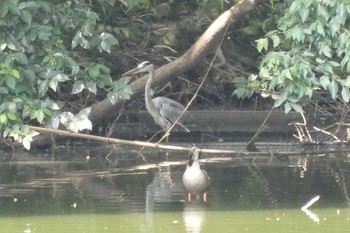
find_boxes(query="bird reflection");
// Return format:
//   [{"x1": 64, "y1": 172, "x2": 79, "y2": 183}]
[
  {"x1": 183, "y1": 201, "x2": 207, "y2": 233},
  {"x1": 145, "y1": 165, "x2": 176, "y2": 214}
]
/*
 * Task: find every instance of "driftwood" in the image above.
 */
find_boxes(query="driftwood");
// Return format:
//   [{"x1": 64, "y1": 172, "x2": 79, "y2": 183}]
[
  {"x1": 29, "y1": 126, "x2": 350, "y2": 157},
  {"x1": 32, "y1": 0, "x2": 264, "y2": 146}
]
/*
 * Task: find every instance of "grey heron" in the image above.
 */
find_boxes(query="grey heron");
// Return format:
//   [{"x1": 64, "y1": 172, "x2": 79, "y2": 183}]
[
  {"x1": 182, "y1": 147, "x2": 210, "y2": 202},
  {"x1": 123, "y1": 61, "x2": 196, "y2": 136}
]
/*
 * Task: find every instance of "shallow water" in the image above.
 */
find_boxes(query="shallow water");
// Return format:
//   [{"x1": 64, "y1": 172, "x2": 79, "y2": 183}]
[{"x1": 0, "y1": 144, "x2": 350, "y2": 232}]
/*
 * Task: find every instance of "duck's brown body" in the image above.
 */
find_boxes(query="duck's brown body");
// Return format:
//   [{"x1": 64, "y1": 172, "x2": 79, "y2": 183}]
[{"x1": 182, "y1": 147, "x2": 210, "y2": 202}]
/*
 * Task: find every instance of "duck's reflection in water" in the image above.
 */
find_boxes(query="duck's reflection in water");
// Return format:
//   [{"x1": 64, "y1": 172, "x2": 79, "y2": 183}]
[
  {"x1": 144, "y1": 165, "x2": 184, "y2": 232},
  {"x1": 183, "y1": 201, "x2": 207, "y2": 233},
  {"x1": 145, "y1": 165, "x2": 179, "y2": 213}
]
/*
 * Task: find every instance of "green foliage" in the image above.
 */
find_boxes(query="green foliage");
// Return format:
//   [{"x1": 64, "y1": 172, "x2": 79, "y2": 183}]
[
  {"x1": 197, "y1": 0, "x2": 224, "y2": 16},
  {"x1": 234, "y1": 0, "x2": 350, "y2": 113},
  {"x1": 107, "y1": 76, "x2": 133, "y2": 104},
  {"x1": 0, "y1": 0, "x2": 137, "y2": 148}
]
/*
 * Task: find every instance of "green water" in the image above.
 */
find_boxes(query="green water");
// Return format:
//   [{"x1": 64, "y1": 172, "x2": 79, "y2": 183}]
[
  {"x1": 0, "y1": 146, "x2": 350, "y2": 232},
  {"x1": 1, "y1": 209, "x2": 349, "y2": 233}
]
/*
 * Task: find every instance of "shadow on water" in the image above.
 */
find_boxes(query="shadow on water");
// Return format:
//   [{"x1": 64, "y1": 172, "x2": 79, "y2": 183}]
[{"x1": 0, "y1": 143, "x2": 350, "y2": 232}]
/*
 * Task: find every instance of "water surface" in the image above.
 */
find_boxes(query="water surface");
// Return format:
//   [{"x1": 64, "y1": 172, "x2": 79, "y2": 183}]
[{"x1": 0, "y1": 144, "x2": 349, "y2": 232}]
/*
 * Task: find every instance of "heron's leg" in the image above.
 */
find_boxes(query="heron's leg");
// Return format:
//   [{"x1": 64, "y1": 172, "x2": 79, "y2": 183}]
[
  {"x1": 138, "y1": 129, "x2": 164, "y2": 161},
  {"x1": 138, "y1": 148, "x2": 148, "y2": 163},
  {"x1": 157, "y1": 131, "x2": 170, "y2": 144},
  {"x1": 147, "y1": 129, "x2": 163, "y2": 142}
]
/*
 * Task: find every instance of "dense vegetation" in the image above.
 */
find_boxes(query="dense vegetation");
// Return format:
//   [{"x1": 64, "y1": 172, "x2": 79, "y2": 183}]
[
  {"x1": 235, "y1": 0, "x2": 350, "y2": 115},
  {"x1": 1, "y1": 0, "x2": 349, "y2": 149}
]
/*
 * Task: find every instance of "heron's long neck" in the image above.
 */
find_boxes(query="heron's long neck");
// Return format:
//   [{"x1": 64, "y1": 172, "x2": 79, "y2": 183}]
[{"x1": 145, "y1": 68, "x2": 157, "y2": 115}]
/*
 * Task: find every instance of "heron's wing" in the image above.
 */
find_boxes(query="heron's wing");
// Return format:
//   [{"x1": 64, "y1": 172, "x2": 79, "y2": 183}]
[{"x1": 153, "y1": 97, "x2": 195, "y2": 129}]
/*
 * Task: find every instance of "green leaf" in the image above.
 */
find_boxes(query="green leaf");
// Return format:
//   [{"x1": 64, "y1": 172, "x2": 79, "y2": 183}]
[
  {"x1": 290, "y1": 103, "x2": 304, "y2": 112},
  {"x1": 322, "y1": 44, "x2": 332, "y2": 58},
  {"x1": 99, "y1": 33, "x2": 118, "y2": 53},
  {"x1": 43, "y1": 108, "x2": 52, "y2": 117},
  {"x1": 302, "y1": 50, "x2": 315, "y2": 57},
  {"x1": 3, "y1": 127, "x2": 11, "y2": 138},
  {"x1": 271, "y1": 34, "x2": 280, "y2": 48},
  {"x1": 77, "y1": 107, "x2": 91, "y2": 118},
  {"x1": 0, "y1": 2, "x2": 9, "y2": 17},
  {"x1": 8, "y1": 1, "x2": 20, "y2": 15},
  {"x1": 22, "y1": 136, "x2": 31, "y2": 150},
  {"x1": 0, "y1": 86, "x2": 8, "y2": 94},
  {"x1": 317, "y1": 4, "x2": 329, "y2": 21},
  {"x1": 342, "y1": 87, "x2": 350, "y2": 102},
  {"x1": 284, "y1": 102, "x2": 291, "y2": 113},
  {"x1": 6, "y1": 112, "x2": 17, "y2": 121},
  {"x1": 54, "y1": 73, "x2": 69, "y2": 82},
  {"x1": 282, "y1": 69, "x2": 292, "y2": 80},
  {"x1": 299, "y1": 7, "x2": 309, "y2": 22},
  {"x1": 0, "y1": 114, "x2": 7, "y2": 124},
  {"x1": 6, "y1": 76, "x2": 16, "y2": 89},
  {"x1": 274, "y1": 96, "x2": 286, "y2": 108},
  {"x1": 20, "y1": 9, "x2": 32, "y2": 25},
  {"x1": 289, "y1": 1, "x2": 301, "y2": 13},
  {"x1": 88, "y1": 65, "x2": 100, "y2": 80},
  {"x1": 20, "y1": 126, "x2": 30, "y2": 135},
  {"x1": 328, "y1": 61, "x2": 339, "y2": 67},
  {"x1": 329, "y1": 16, "x2": 341, "y2": 36},
  {"x1": 256, "y1": 38, "x2": 268, "y2": 52},
  {"x1": 344, "y1": 76, "x2": 350, "y2": 87},
  {"x1": 6, "y1": 35, "x2": 20, "y2": 51},
  {"x1": 39, "y1": 2, "x2": 50, "y2": 12},
  {"x1": 303, "y1": 0, "x2": 313, "y2": 8},
  {"x1": 291, "y1": 25, "x2": 305, "y2": 42},
  {"x1": 37, "y1": 30, "x2": 51, "y2": 41},
  {"x1": 71, "y1": 80, "x2": 84, "y2": 94},
  {"x1": 38, "y1": 79, "x2": 49, "y2": 96},
  {"x1": 49, "y1": 79, "x2": 58, "y2": 92},
  {"x1": 86, "y1": 81, "x2": 97, "y2": 94},
  {"x1": 320, "y1": 75, "x2": 330, "y2": 89},
  {"x1": 19, "y1": 1, "x2": 39, "y2": 10},
  {"x1": 322, "y1": 63, "x2": 333, "y2": 74},
  {"x1": 12, "y1": 69, "x2": 20, "y2": 79},
  {"x1": 37, "y1": 111, "x2": 45, "y2": 123},
  {"x1": 23, "y1": 69, "x2": 35, "y2": 81},
  {"x1": 14, "y1": 52, "x2": 28, "y2": 65},
  {"x1": 29, "y1": 109, "x2": 38, "y2": 120},
  {"x1": 328, "y1": 80, "x2": 339, "y2": 100},
  {"x1": 96, "y1": 63, "x2": 110, "y2": 73},
  {"x1": 316, "y1": 20, "x2": 325, "y2": 36}
]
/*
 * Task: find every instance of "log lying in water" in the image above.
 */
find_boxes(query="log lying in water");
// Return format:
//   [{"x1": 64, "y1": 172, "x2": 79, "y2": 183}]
[{"x1": 137, "y1": 110, "x2": 302, "y2": 133}]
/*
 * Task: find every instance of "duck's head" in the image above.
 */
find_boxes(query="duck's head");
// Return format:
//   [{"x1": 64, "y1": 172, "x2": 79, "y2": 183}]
[{"x1": 188, "y1": 147, "x2": 200, "y2": 166}]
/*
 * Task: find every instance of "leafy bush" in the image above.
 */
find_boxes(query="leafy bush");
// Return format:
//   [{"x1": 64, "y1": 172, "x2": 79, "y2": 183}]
[
  {"x1": 234, "y1": 0, "x2": 350, "y2": 113},
  {"x1": 0, "y1": 0, "x2": 140, "y2": 148}
]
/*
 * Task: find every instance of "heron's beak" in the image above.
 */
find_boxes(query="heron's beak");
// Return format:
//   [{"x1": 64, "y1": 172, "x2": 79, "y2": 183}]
[{"x1": 122, "y1": 67, "x2": 141, "y2": 76}]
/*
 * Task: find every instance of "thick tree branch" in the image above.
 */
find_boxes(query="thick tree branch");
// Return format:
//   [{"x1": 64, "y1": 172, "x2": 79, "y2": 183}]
[{"x1": 89, "y1": 0, "x2": 264, "y2": 124}]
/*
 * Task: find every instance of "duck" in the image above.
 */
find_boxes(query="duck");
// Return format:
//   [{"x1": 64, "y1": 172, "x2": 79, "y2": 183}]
[{"x1": 182, "y1": 147, "x2": 210, "y2": 202}]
